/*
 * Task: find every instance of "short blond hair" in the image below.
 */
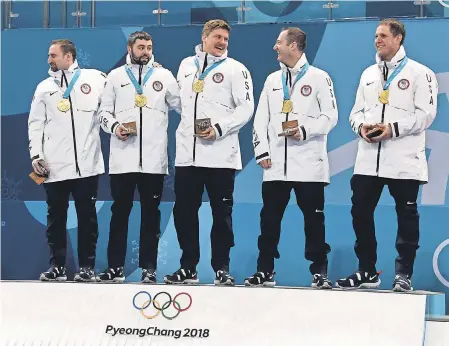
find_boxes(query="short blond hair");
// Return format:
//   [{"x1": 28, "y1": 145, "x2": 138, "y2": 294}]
[{"x1": 202, "y1": 19, "x2": 231, "y2": 37}]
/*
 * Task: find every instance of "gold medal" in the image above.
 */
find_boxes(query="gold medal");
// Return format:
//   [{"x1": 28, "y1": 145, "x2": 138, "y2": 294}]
[
  {"x1": 192, "y1": 80, "x2": 205, "y2": 93},
  {"x1": 379, "y1": 89, "x2": 389, "y2": 104},
  {"x1": 282, "y1": 99, "x2": 293, "y2": 113},
  {"x1": 57, "y1": 99, "x2": 70, "y2": 112},
  {"x1": 135, "y1": 94, "x2": 147, "y2": 108}
]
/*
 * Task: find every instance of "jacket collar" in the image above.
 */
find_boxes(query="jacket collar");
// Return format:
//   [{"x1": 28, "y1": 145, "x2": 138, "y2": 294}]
[
  {"x1": 126, "y1": 54, "x2": 155, "y2": 72},
  {"x1": 194, "y1": 44, "x2": 227, "y2": 66},
  {"x1": 280, "y1": 53, "x2": 308, "y2": 74},
  {"x1": 48, "y1": 60, "x2": 80, "y2": 79},
  {"x1": 376, "y1": 45, "x2": 406, "y2": 70}
]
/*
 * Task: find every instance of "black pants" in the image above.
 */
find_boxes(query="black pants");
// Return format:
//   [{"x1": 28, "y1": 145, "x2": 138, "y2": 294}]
[
  {"x1": 107, "y1": 173, "x2": 164, "y2": 269},
  {"x1": 173, "y1": 166, "x2": 235, "y2": 272},
  {"x1": 43, "y1": 175, "x2": 99, "y2": 268},
  {"x1": 351, "y1": 174, "x2": 420, "y2": 276},
  {"x1": 257, "y1": 181, "x2": 330, "y2": 274}
]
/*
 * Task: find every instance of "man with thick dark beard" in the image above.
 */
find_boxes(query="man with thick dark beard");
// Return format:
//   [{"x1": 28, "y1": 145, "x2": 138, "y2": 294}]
[{"x1": 96, "y1": 31, "x2": 181, "y2": 283}]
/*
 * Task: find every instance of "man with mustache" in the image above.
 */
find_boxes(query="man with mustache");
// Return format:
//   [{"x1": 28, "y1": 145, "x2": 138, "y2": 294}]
[
  {"x1": 164, "y1": 19, "x2": 254, "y2": 286},
  {"x1": 28, "y1": 39, "x2": 106, "y2": 282},
  {"x1": 96, "y1": 31, "x2": 181, "y2": 283},
  {"x1": 337, "y1": 19, "x2": 438, "y2": 291},
  {"x1": 245, "y1": 27, "x2": 338, "y2": 288}
]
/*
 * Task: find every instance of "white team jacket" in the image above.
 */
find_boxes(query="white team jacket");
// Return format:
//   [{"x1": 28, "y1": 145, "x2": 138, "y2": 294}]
[
  {"x1": 98, "y1": 55, "x2": 181, "y2": 174},
  {"x1": 28, "y1": 61, "x2": 106, "y2": 183},
  {"x1": 252, "y1": 54, "x2": 338, "y2": 183},
  {"x1": 175, "y1": 44, "x2": 254, "y2": 170},
  {"x1": 349, "y1": 46, "x2": 438, "y2": 182}
]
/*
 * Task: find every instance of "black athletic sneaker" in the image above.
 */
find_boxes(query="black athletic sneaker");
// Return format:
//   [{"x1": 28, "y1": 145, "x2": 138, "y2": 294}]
[
  {"x1": 141, "y1": 268, "x2": 157, "y2": 284},
  {"x1": 39, "y1": 265, "x2": 67, "y2": 281},
  {"x1": 392, "y1": 273, "x2": 413, "y2": 292},
  {"x1": 244, "y1": 271, "x2": 276, "y2": 287},
  {"x1": 311, "y1": 273, "x2": 333, "y2": 289},
  {"x1": 214, "y1": 269, "x2": 235, "y2": 286},
  {"x1": 164, "y1": 268, "x2": 199, "y2": 284},
  {"x1": 74, "y1": 266, "x2": 96, "y2": 282},
  {"x1": 336, "y1": 271, "x2": 381, "y2": 289},
  {"x1": 96, "y1": 266, "x2": 125, "y2": 283}
]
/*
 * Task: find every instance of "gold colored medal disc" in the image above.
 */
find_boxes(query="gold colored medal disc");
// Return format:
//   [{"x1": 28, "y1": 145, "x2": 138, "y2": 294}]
[
  {"x1": 282, "y1": 99, "x2": 293, "y2": 113},
  {"x1": 57, "y1": 99, "x2": 71, "y2": 112},
  {"x1": 135, "y1": 94, "x2": 147, "y2": 108},
  {"x1": 379, "y1": 90, "x2": 389, "y2": 104},
  {"x1": 192, "y1": 80, "x2": 205, "y2": 93}
]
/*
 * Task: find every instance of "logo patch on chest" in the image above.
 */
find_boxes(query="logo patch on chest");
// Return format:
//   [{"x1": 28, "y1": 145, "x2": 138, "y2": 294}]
[
  {"x1": 397, "y1": 79, "x2": 410, "y2": 90},
  {"x1": 301, "y1": 85, "x2": 312, "y2": 96},
  {"x1": 80, "y1": 83, "x2": 91, "y2": 94},
  {"x1": 212, "y1": 72, "x2": 224, "y2": 83},
  {"x1": 153, "y1": 81, "x2": 163, "y2": 92}
]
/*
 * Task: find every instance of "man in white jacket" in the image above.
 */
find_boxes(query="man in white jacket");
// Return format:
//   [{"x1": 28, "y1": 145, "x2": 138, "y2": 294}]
[
  {"x1": 336, "y1": 19, "x2": 438, "y2": 292},
  {"x1": 164, "y1": 19, "x2": 254, "y2": 286},
  {"x1": 28, "y1": 39, "x2": 106, "y2": 282},
  {"x1": 96, "y1": 31, "x2": 181, "y2": 283},
  {"x1": 244, "y1": 27, "x2": 338, "y2": 288}
]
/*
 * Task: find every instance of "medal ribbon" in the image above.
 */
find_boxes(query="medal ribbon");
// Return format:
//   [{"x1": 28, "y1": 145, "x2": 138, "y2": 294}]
[
  {"x1": 53, "y1": 69, "x2": 81, "y2": 99},
  {"x1": 281, "y1": 62, "x2": 309, "y2": 101},
  {"x1": 382, "y1": 57, "x2": 408, "y2": 90},
  {"x1": 125, "y1": 66, "x2": 154, "y2": 95},
  {"x1": 194, "y1": 58, "x2": 226, "y2": 81}
]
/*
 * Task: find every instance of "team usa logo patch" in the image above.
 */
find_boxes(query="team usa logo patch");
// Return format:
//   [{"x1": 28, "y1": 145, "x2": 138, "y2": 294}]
[
  {"x1": 398, "y1": 79, "x2": 410, "y2": 90},
  {"x1": 153, "y1": 81, "x2": 163, "y2": 92},
  {"x1": 80, "y1": 83, "x2": 91, "y2": 94},
  {"x1": 212, "y1": 72, "x2": 224, "y2": 83},
  {"x1": 301, "y1": 85, "x2": 312, "y2": 96}
]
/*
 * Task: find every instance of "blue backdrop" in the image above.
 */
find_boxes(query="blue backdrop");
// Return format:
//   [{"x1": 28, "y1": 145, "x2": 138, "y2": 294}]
[{"x1": 1, "y1": 18, "x2": 449, "y2": 312}]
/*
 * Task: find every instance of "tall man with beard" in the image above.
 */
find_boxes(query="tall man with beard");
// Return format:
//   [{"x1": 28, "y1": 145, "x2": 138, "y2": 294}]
[
  {"x1": 96, "y1": 31, "x2": 181, "y2": 283},
  {"x1": 164, "y1": 19, "x2": 254, "y2": 286},
  {"x1": 28, "y1": 39, "x2": 106, "y2": 282}
]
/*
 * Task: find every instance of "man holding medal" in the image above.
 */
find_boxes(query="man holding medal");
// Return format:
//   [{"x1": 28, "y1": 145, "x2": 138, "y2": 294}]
[
  {"x1": 96, "y1": 31, "x2": 181, "y2": 283},
  {"x1": 164, "y1": 19, "x2": 254, "y2": 286},
  {"x1": 245, "y1": 27, "x2": 338, "y2": 288},
  {"x1": 28, "y1": 39, "x2": 106, "y2": 282},
  {"x1": 337, "y1": 19, "x2": 438, "y2": 291}
]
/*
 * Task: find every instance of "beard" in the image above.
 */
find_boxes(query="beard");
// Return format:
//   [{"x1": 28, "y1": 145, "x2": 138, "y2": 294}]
[
  {"x1": 50, "y1": 63, "x2": 59, "y2": 72},
  {"x1": 130, "y1": 51, "x2": 150, "y2": 65}
]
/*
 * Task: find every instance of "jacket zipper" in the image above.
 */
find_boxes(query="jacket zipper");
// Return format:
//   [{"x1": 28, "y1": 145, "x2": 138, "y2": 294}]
[
  {"x1": 284, "y1": 69, "x2": 292, "y2": 177},
  {"x1": 63, "y1": 72, "x2": 81, "y2": 176},
  {"x1": 376, "y1": 63, "x2": 388, "y2": 175},
  {"x1": 138, "y1": 65, "x2": 143, "y2": 168},
  {"x1": 193, "y1": 55, "x2": 208, "y2": 163}
]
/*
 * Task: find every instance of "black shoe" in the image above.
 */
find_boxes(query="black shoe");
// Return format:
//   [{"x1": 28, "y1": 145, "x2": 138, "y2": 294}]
[
  {"x1": 311, "y1": 273, "x2": 333, "y2": 289},
  {"x1": 74, "y1": 266, "x2": 96, "y2": 282},
  {"x1": 214, "y1": 269, "x2": 235, "y2": 286},
  {"x1": 336, "y1": 271, "x2": 381, "y2": 289},
  {"x1": 39, "y1": 265, "x2": 67, "y2": 281},
  {"x1": 141, "y1": 268, "x2": 157, "y2": 284},
  {"x1": 164, "y1": 268, "x2": 199, "y2": 284},
  {"x1": 392, "y1": 273, "x2": 413, "y2": 292},
  {"x1": 244, "y1": 271, "x2": 276, "y2": 287},
  {"x1": 96, "y1": 266, "x2": 125, "y2": 283}
]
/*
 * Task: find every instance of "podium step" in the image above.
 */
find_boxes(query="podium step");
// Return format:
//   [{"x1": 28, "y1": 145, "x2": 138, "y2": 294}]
[{"x1": 0, "y1": 281, "x2": 446, "y2": 346}]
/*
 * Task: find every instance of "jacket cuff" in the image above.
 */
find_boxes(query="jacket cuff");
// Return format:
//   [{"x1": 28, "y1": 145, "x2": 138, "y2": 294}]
[
  {"x1": 256, "y1": 152, "x2": 270, "y2": 163},
  {"x1": 213, "y1": 123, "x2": 223, "y2": 138},
  {"x1": 111, "y1": 121, "x2": 120, "y2": 135},
  {"x1": 391, "y1": 122, "x2": 400, "y2": 138}
]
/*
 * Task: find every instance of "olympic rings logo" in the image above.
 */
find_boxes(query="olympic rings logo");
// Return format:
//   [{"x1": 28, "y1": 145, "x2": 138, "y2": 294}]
[
  {"x1": 132, "y1": 291, "x2": 193, "y2": 320},
  {"x1": 433, "y1": 239, "x2": 449, "y2": 288}
]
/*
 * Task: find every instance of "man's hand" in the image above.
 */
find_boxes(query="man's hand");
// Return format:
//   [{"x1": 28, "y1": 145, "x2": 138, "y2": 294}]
[
  {"x1": 370, "y1": 123, "x2": 393, "y2": 142},
  {"x1": 32, "y1": 158, "x2": 49, "y2": 177},
  {"x1": 153, "y1": 62, "x2": 163, "y2": 68},
  {"x1": 115, "y1": 124, "x2": 130, "y2": 141},
  {"x1": 258, "y1": 159, "x2": 272, "y2": 169},
  {"x1": 202, "y1": 127, "x2": 216, "y2": 141},
  {"x1": 360, "y1": 123, "x2": 375, "y2": 143},
  {"x1": 289, "y1": 127, "x2": 302, "y2": 141}
]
